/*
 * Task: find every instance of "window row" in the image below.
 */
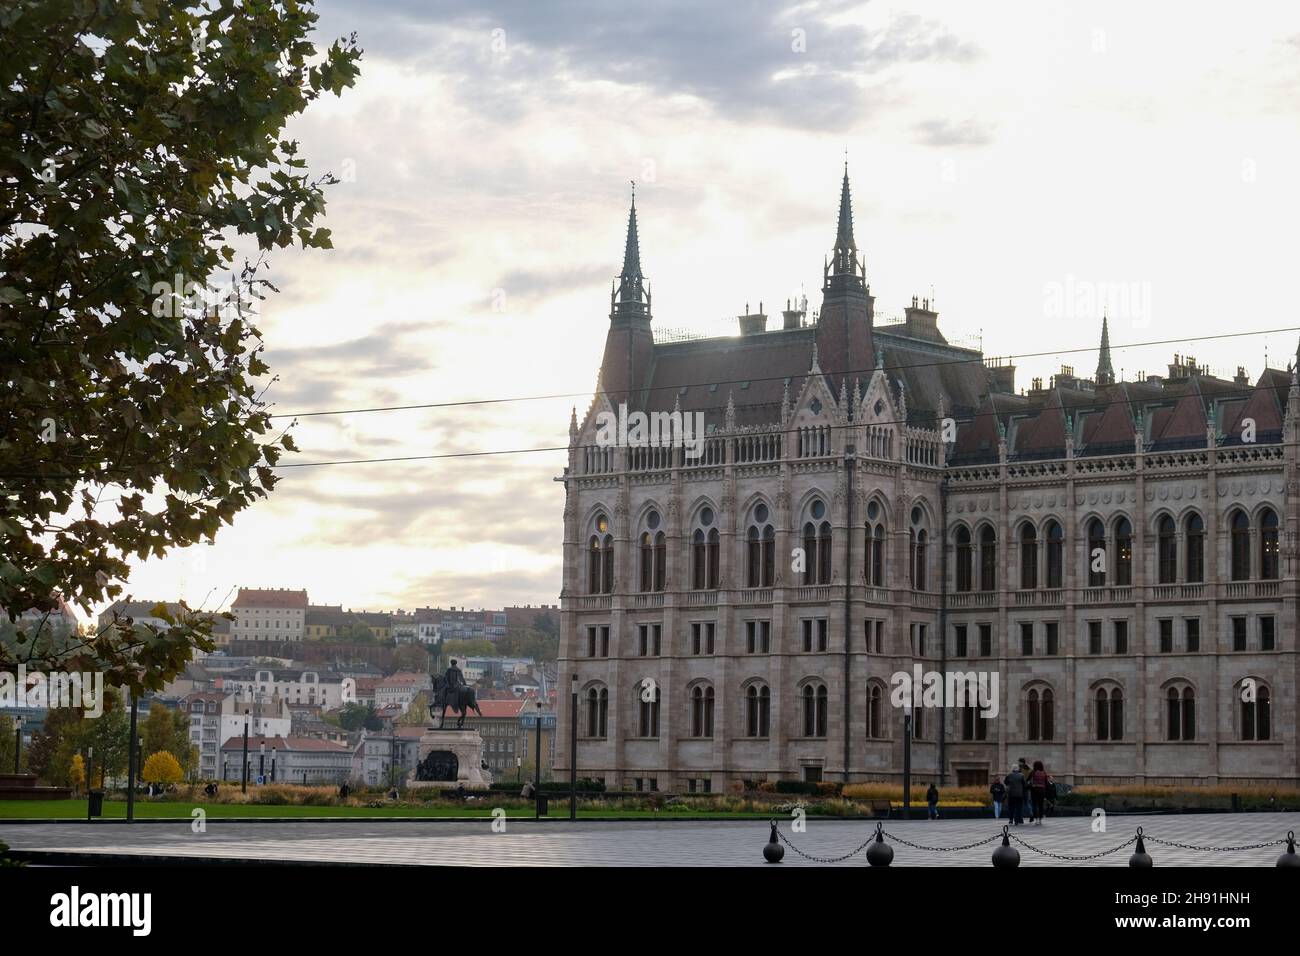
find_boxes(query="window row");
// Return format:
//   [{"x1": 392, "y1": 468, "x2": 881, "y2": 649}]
[{"x1": 580, "y1": 681, "x2": 1274, "y2": 742}]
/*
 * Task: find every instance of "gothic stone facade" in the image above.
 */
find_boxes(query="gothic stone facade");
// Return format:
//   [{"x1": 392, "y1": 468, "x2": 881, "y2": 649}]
[{"x1": 555, "y1": 173, "x2": 1300, "y2": 791}]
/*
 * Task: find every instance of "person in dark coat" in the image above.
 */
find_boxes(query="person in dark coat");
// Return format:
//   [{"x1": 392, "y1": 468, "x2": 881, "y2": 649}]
[
  {"x1": 1003, "y1": 766, "x2": 1026, "y2": 825},
  {"x1": 926, "y1": 783, "x2": 939, "y2": 820},
  {"x1": 989, "y1": 777, "x2": 1006, "y2": 819}
]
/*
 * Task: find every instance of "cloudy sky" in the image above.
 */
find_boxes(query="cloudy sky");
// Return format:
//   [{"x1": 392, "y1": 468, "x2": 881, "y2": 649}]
[{"x1": 106, "y1": 0, "x2": 1300, "y2": 621}]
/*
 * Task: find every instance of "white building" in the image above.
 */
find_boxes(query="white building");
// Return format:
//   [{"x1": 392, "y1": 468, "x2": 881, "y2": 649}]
[{"x1": 229, "y1": 588, "x2": 308, "y2": 643}]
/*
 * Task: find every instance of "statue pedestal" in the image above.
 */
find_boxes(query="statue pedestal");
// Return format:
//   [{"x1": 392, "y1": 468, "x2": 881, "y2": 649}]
[{"x1": 406, "y1": 728, "x2": 492, "y2": 790}]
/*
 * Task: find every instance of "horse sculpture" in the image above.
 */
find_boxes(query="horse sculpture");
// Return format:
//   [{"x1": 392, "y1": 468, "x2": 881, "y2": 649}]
[{"x1": 432, "y1": 673, "x2": 482, "y2": 729}]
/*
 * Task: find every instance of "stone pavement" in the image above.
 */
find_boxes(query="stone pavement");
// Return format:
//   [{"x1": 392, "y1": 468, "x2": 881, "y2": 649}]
[{"x1": 0, "y1": 813, "x2": 1294, "y2": 866}]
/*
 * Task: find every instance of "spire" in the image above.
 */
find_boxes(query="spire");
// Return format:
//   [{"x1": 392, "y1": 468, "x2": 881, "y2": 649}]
[
  {"x1": 614, "y1": 182, "x2": 648, "y2": 318},
  {"x1": 824, "y1": 163, "x2": 866, "y2": 294},
  {"x1": 1095, "y1": 314, "x2": 1115, "y2": 386}
]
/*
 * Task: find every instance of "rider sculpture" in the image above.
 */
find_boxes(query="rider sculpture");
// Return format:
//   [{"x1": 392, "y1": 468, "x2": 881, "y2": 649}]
[{"x1": 433, "y1": 658, "x2": 482, "y2": 729}]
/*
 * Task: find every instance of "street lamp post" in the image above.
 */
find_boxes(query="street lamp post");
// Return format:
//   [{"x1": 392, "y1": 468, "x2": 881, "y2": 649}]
[
  {"x1": 258, "y1": 740, "x2": 266, "y2": 782},
  {"x1": 126, "y1": 694, "x2": 139, "y2": 822},
  {"x1": 569, "y1": 673, "x2": 578, "y2": 821},
  {"x1": 13, "y1": 716, "x2": 22, "y2": 773},
  {"x1": 271, "y1": 746, "x2": 277, "y2": 783},
  {"x1": 902, "y1": 699, "x2": 913, "y2": 819},
  {"x1": 241, "y1": 709, "x2": 250, "y2": 794},
  {"x1": 533, "y1": 699, "x2": 543, "y2": 819},
  {"x1": 85, "y1": 746, "x2": 94, "y2": 822},
  {"x1": 516, "y1": 754, "x2": 521, "y2": 783}
]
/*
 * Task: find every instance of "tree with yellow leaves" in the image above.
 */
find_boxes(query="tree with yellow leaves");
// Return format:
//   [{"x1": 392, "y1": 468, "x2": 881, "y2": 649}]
[
  {"x1": 69, "y1": 754, "x2": 85, "y2": 795},
  {"x1": 142, "y1": 751, "x2": 183, "y2": 787}
]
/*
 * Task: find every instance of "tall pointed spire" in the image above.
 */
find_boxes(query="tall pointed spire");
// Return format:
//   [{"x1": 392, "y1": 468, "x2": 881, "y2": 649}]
[
  {"x1": 824, "y1": 163, "x2": 866, "y2": 294},
  {"x1": 614, "y1": 181, "x2": 648, "y2": 318},
  {"x1": 1096, "y1": 314, "x2": 1115, "y2": 386}
]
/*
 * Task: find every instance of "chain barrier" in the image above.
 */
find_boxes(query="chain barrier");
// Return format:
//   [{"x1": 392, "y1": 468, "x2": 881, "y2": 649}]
[{"x1": 769, "y1": 820, "x2": 1293, "y2": 864}]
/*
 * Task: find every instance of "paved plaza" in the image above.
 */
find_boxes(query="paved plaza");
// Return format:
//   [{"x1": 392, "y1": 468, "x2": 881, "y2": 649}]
[{"x1": 1, "y1": 812, "x2": 1295, "y2": 866}]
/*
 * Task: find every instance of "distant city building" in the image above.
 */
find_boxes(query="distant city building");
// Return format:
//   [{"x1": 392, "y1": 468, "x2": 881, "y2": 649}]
[
  {"x1": 459, "y1": 699, "x2": 525, "y2": 776},
  {"x1": 374, "y1": 672, "x2": 431, "y2": 713},
  {"x1": 220, "y1": 666, "x2": 345, "y2": 711},
  {"x1": 230, "y1": 588, "x2": 308, "y2": 642},
  {"x1": 219, "y1": 734, "x2": 353, "y2": 786}
]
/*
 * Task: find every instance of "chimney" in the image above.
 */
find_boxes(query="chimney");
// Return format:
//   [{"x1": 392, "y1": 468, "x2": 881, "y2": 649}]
[
  {"x1": 903, "y1": 296, "x2": 943, "y2": 342},
  {"x1": 781, "y1": 297, "x2": 805, "y2": 330},
  {"x1": 985, "y1": 356, "x2": 1016, "y2": 394},
  {"x1": 738, "y1": 301, "x2": 768, "y2": 335}
]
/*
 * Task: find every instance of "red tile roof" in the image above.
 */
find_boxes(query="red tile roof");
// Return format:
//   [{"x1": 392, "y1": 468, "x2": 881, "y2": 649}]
[
  {"x1": 471, "y1": 700, "x2": 526, "y2": 719},
  {"x1": 232, "y1": 588, "x2": 308, "y2": 609}
]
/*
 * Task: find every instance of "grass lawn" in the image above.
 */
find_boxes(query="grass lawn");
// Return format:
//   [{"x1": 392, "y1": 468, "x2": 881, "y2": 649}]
[{"x1": 0, "y1": 799, "x2": 777, "y2": 821}]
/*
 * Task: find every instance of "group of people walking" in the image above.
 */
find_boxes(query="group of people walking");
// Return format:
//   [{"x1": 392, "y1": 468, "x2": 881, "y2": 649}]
[{"x1": 989, "y1": 758, "x2": 1054, "y2": 825}]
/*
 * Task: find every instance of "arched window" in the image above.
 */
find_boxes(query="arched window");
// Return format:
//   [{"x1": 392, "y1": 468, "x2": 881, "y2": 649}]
[
  {"x1": 585, "y1": 687, "x2": 608, "y2": 737},
  {"x1": 746, "y1": 503, "x2": 775, "y2": 588},
  {"x1": 1260, "y1": 508, "x2": 1279, "y2": 580},
  {"x1": 1241, "y1": 682, "x2": 1271, "y2": 741},
  {"x1": 1166, "y1": 685, "x2": 1195, "y2": 741},
  {"x1": 955, "y1": 526, "x2": 973, "y2": 592},
  {"x1": 691, "y1": 507, "x2": 720, "y2": 590},
  {"x1": 979, "y1": 526, "x2": 997, "y2": 591},
  {"x1": 637, "y1": 682, "x2": 660, "y2": 738},
  {"x1": 866, "y1": 685, "x2": 883, "y2": 738},
  {"x1": 1019, "y1": 523, "x2": 1038, "y2": 590},
  {"x1": 587, "y1": 513, "x2": 614, "y2": 594},
  {"x1": 1045, "y1": 521, "x2": 1064, "y2": 588},
  {"x1": 1230, "y1": 509, "x2": 1251, "y2": 581},
  {"x1": 1027, "y1": 688, "x2": 1054, "y2": 741},
  {"x1": 1087, "y1": 518, "x2": 1106, "y2": 587},
  {"x1": 690, "y1": 685, "x2": 715, "y2": 738},
  {"x1": 1095, "y1": 687, "x2": 1123, "y2": 741},
  {"x1": 909, "y1": 507, "x2": 928, "y2": 590},
  {"x1": 745, "y1": 684, "x2": 771, "y2": 737},
  {"x1": 1156, "y1": 515, "x2": 1176, "y2": 584},
  {"x1": 1114, "y1": 517, "x2": 1133, "y2": 586},
  {"x1": 960, "y1": 704, "x2": 988, "y2": 740},
  {"x1": 802, "y1": 499, "x2": 832, "y2": 585},
  {"x1": 802, "y1": 683, "x2": 828, "y2": 737},
  {"x1": 1184, "y1": 513, "x2": 1204, "y2": 583},
  {"x1": 865, "y1": 501, "x2": 885, "y2": 586},
  {"x1": 638, "y1": 512, "x2": 666, "y2": 592}
]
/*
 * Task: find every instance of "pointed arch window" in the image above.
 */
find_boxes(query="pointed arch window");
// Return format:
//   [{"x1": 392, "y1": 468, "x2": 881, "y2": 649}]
[
  {"x1": 1241, "y1": 683, "x2": 1270, "y2": 741},
  {"x1": 803, "y1": 500, "x2": 832, "y2": 585},
  {"x1": 1260, "y1": 508, "x2": 1279, "y2": 580},
  {"x1": 746, "y1": 684, "x2": 771, "y2": 737},
  {"x1": 1230, "y1": 509, "x2": 1251, "y2": 580},
  {"x1": 1114, "y1": 517, "x2": 1133, "y2": 586},
  {"x1": 1045, "y1": 521, "x2": 1064, "y2": 588},
  {"x1": 585, "y1": 687, "x2": 608, "y2": 737},
  {"x1": 955, "y1": 526, "x2": 973, "y2": 592},
  {"x1": 909, "y1": 507, "x2": 928, "y2": 590},
  {"x1": 1087, "y1": 519, "x2": 1106, "y2": 587},
  {"x1": 866, "y1": 685, "x2": 883, "y2": 738},
  {"x1": 979, "y1": 526, "x2": 997, "y2": 591},
  {"x1": 587, "y1": 513, "x2": 614, "y2": 594},
  {"x1": 746, "y1": 503, "x2": 775, "y2": 588},
  {"x1": 1157, "y1": 515, "x2": 1177, "y2": 584},
  {"x1": 637, "y1": 683, "x2": 660, "y2": 738},
  {"x1": 1184, "y1": 513, "x2": 1204, "y2": 583},
  {"x1": 1019, "y1": 523, "x2": 1038, "y2": 590},
  {"x1": 1166, "y1": 686, "x2": 1195, "y2": 741},
  {"x1": 1027, "y1": 687, "x2": 1054, "y2": 741},
  {"x1": 1095, "y1": 687, "x2": 1123, "y2": 741},
  {"x1": 802, "y1": 683, "x2": 828, "y2": 737},
  {"x1": 692, "y1": 506, "x2": 720, "y2": 590},
  {"x1": 865, "y1": 501, "x2": 885, "y2": 587},
  {"x1": 690, "y1": 685, "x2": 715, "y2": 738}
]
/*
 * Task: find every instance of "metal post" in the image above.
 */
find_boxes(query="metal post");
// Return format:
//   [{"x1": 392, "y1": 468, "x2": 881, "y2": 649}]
[
  {"x1": 13, "y1": 717, "x2": 21, "y2": 773},
  {"x1": 85, "y1": 747, "x2": 94, "y2": 822},
  {"x1": 259, "y1": 741, "x2": 265, "y2": 782},
  {"x1": 271, "y1": 747, "x2": 277, "y2": 783},
  {"x1": 126, "y1": 693, "x2": 139, "y2": 822},
  {"x1": 902, "y1": 702, "x2": 913, "y2": 819},
  {"x1": 569, "y1": 673, "x2": 578, "y2": 821},
  {"x1": 534, "y1": 701, "x2": 543, "y2": 819},
  {"x1": 241, "y1": 709, "x2": 250, "y2": 794}
]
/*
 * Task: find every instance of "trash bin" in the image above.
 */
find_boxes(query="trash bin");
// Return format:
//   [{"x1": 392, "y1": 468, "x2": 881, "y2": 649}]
[
  {"x1": 88, "y1": 790, "x2": 104, "y2": 818},
  {"x1": 536, "y1": 793, "x2": 549, "y2": 816}
]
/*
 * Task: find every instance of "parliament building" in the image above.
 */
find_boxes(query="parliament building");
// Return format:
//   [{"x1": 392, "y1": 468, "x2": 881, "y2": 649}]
[{"x1": 555, "y1": 170, "x2": 1299, "y2": 790}]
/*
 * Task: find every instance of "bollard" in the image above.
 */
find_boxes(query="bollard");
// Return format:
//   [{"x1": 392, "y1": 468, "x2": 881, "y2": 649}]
[
  {"x1": 992, "y1": 825, "x2": 1020, "y2": 867},
  {"x1": 865, "y1": 822, "x2": 894, "y2": 867},
  {"x1": 763, "y1": 821, "x2": 784, "y2": 864},
  {"x1": 1129, "y1": 827, "x2": 1153, "y2": 867},
  {"x1": 1278, "y1": 831, "x2": 1300, "y2": 868}
]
